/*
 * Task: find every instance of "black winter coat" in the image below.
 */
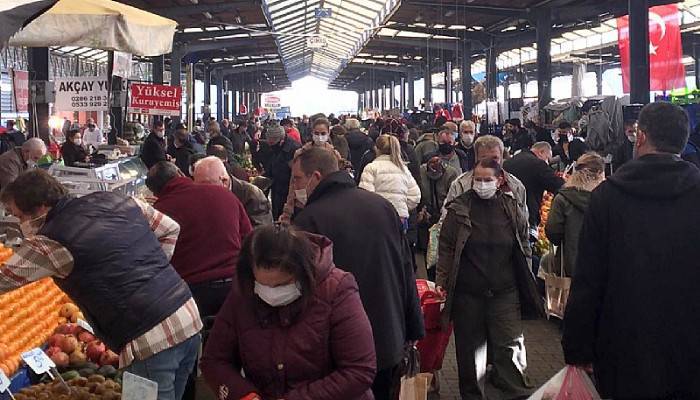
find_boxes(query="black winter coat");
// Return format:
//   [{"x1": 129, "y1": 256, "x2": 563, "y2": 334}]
[
  {"x1": 568, "y1": 138, "x2": 590, "y2": 164},
  {"x1": 140, "y1": 133, "x2": 167, "y2": 169},
  {"x1": 504, "y1": 150, "x2": 564, "y2": 228},
  {"x1": 167, "y1": 141, "x2": 197, "y2": 177},
  {"x1": 345, "y1": 129, "x2": 374, "y2": 172},
  {"x1": 455, "y1": 142, "x2": 476, "y2": 171},
  {"x1": 563, "y1": 154, "x2": 700, "y2": 399},
  {"x1": 293, "y1": 171, "x2": 425, "y2": 370},
  {"x1": 207, "y1": 135, "x2": 235, "y2": 161},
  {"x1": 61, "y1": 141, "x2": 89, "y2": 167},
  {"x1": 264, "y1": 138, "x2": 300, "y2": 219}
]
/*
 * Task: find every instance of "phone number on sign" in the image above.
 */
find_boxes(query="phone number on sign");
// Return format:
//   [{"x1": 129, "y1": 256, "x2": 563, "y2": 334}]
[{"x1": 70, "y1": 95, "x2": 107, "y2": 108}]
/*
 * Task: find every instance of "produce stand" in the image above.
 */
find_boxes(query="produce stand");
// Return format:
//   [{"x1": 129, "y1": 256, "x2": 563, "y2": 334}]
[{"x1": 48, "y1": 156, "x2": 149, "y2": 198}]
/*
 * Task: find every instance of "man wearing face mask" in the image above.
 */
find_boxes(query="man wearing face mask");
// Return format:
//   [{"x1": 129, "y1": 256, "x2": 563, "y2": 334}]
[
  {"x1": 146, "y1": 159, "x2": 252, "y2": 320},
  {"x1": 167, "y1": 124, "x2": 197, "y2": 178},
  {"x1": 613, "y1": 122, "x2": 636, "y2": 171},
  {"x1": 291, "y1": 148, "x2": 424, "y2": 400},
  {"x1": 141, "y1": 120, "x2": 168, "y2": 169},
  {"x1": 1, "y1": 169, "x2": 202, "y2": 400},
  {"x1": 262, "y1": 121, "x2": 300, "y2": 220},
  {"x1": 83, "y1": 118, "x2": 104, "y2": 150},
  {"x1": 427, "y1": 130, "x2": 470, "y2": 173},
  {"x1": 504, "y1": 142, "x2": 564, "y2": 231},
  {"x1": 456, "y1": 120, "x2": 478, "y2": 171},
  {"x1": 279, "y1": 118, "x2": 342, "y2": 223},
  {"x1": 0, "y1": 137, "x2": 46, "y2": 190},
  {"x1": 437, "y1": 159, "x2": 544, "y2": 400}
]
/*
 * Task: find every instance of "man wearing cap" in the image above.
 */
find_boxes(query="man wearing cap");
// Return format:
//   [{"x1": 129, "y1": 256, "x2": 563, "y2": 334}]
[{"x1": 262, "y1": 121, "x2": 300, "y2": 219}]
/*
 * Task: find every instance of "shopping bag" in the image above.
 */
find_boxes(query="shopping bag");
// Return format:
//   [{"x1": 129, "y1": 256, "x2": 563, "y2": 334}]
[
  {"x1": 398, "y1": 373, "x2": 433, "y2": 400},
  {"x1": 528, "y1": 366, "x2": 600, "y2": 400},
  {"x1": 541, "y1": 244, "x2": 571, "y2": 319},
  {"x1": 426, "y1": 222, "x2": 441, "y2": 268}
]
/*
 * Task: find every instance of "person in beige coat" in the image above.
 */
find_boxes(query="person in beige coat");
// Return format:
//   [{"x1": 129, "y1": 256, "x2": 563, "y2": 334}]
[{"x1": 0, "y1": 138, "x2": 46, "y2": 189}]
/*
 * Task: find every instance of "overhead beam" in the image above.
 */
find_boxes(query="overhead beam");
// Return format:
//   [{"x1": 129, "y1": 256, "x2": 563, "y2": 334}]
[
  {"x1": 149, "y1": 2, "x2": 255, "y2": 18},
  {"x1": 403, "y1": 0, "x2": 526, "y2": 17},
  {"x1": 175, "y1": 29, "x2": 266, "y2": 42}
]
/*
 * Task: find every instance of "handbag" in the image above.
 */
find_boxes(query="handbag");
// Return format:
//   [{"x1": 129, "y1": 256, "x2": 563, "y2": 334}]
[
  {"x1": 397, "y1": 345, "x2": 433, "y2": 400},
  {"x1": 543, "y1": 243, "x2": 571, "y2": 320}
]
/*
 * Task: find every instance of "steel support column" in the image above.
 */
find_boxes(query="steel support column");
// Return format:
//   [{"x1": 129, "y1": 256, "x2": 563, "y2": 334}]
[
  {"x1": 597, "y1": 70, "x2": 604, "y2": 95},
  {"x1": 462, "y1": 40, "x2": 473, "y2": 119},
  {"x1": 407, "y1": 67, "x2": 415, "y2": 110},
  {"x1": 203, "y1": 64, "x2": 212, "y2": 122},
  {"x1": 399, "y1": 76, "x2": 406, "y2": 113},
  {"x1": 216, "y1": 69, "x2": 224, "y2": 121},
  {"x1": 170, "y1": 50, "x2": 183, "y2": 123},
  {"x1": 445, "y1": 61, "x2": 453, "y2": 104},
  {"x1": 223, "y1": 80, "x2": 230, "y2": 120},
  {"x1": 106, "y1": 51, "x2": 123, "y2": 144},
  {"x1": 390, "y1": 79, "x2": 396, "y2": 109},
  {"x1": 151, "y1": 55, "x2": 165, "y2": 124},
  {"x1": 695, "y1": 43, "x2": 700, "y2": 90},
  {"x1": 424, "y1": 62, "x2": 432, "y2": 109},
  {"x1": 629, "y1": 0, "x2": 650, "y2": 104},
  {"x1": 27, "y1": 47, "x2": 50, "y2": 143},
  {"x1": 536, "y1": 8, "x2": 552, "y2": 109},
  {"x1": 486, "y1": 45, "x2": 498, "y2": 100}
]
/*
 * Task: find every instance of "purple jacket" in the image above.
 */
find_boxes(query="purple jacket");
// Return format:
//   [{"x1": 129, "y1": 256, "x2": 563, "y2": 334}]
[{"x1": 201, "y1": 234, "x2": 376, "y2": 400}]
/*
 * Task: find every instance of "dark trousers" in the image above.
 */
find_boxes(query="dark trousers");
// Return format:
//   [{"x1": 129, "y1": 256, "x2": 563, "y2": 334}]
[
  {"x1": 181, "y1": 279, "x2": 233, "y2": 400},
  {"x1": 452, "y1": 291, "x2": 532, "y2": 400},
  {"x1": 372, "y1": 364, "x2": 401, "y2": 400}
]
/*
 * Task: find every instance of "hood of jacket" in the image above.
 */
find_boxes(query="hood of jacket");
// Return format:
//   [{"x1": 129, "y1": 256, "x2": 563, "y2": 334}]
[
  {"x1": 306, "y1": 232, "x2": 335, "y2": 284},
  {"x1": 608, "y1": 153, "x2": 700, "y2": 199},
  {"x1": 156, "y1": 176, "x2": 196, "y2": 198},
  {"x1": 417, "y1": 133, "x2": 435, "y2": 143},
  {"x1": 557, "y1": 187, "x2": 592, "y2": 213},
  {"x1": 306, "y1": 171, "x2": 357, "y2": 206}
]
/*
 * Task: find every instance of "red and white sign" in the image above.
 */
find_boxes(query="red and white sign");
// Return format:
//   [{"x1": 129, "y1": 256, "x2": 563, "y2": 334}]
[
  {"x1": 617, "y1": 4, "x2": 686, "y2": 93},
  {"x1": 129, "y1": 83, "x2": 182, "y2": 116},
  {"x1": 11, "y1": 69, "x2": 28, "y2": 113}
]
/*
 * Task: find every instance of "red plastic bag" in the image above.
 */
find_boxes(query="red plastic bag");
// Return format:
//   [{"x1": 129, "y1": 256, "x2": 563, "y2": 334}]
[{"x1": 529, "y1": 366, "x2": 600, "y2": 400}]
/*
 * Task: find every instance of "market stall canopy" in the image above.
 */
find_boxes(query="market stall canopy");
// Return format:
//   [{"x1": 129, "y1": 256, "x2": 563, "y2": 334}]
[
  {"x1": 0, "y1": 0, "x2": 57, "y2": 48},
  {"x1": 8, "y1": 0, "x2": 178, "y2": 56}
]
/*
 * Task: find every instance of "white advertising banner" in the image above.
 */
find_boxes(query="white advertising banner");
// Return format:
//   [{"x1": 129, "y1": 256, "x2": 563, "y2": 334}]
[{"x1": 54, "y1": 76, "x2": 110, "y2": 112}]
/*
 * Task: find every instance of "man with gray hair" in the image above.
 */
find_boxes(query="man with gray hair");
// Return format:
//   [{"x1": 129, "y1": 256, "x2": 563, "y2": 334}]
[
  {"x1": 443, "y1": 135, "x2": 527, "y2": 220},
  {"x1": 504, "y1": 141, "x2": 564, "y2": 230},
  {"x1": 0, "y1": 137, "x2": 47, "y2": 189},
  {"x1": 344, "y1": 117, "x2": 374, "y2": 173}
]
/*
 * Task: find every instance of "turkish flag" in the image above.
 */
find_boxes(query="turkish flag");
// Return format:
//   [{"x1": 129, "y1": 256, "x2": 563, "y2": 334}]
[{"x1": 618, "y1": 4, "x2": 686, "y2": 93}]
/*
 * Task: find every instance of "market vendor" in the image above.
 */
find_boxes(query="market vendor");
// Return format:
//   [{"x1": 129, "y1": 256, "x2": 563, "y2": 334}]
[
  {"x1": 0, "y1": 169, "x2": 202, "y2": 400},
  {"x1": 61, "y1": 129, "x2": 90, "y2": 167}
]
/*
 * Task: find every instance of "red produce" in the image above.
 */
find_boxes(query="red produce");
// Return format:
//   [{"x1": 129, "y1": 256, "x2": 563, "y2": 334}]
[
  {"x1": 46, "y1": 346, "x2": 62, "y2": 357},
  {"x1": 86, "y1": 341, "x2": 106, "y2": 363},
  {"x1": 78, "y1": 331, "x2": 95, "y2": 344},
  {"x1": 99, "y1": 350, "x2": 119, "y2": 367},
  {"x1": 55, "y1": 323, "x2": 81, "y2": 335},
  {"x1": 48, "y1": 334, "x2": 64, "y2": 347},
  {"x1": 59, "y1": 335, "x2": 79, "y2": 354},
  {"x1": 50, "y1": 352, "x2": 69, "y2": 368}
]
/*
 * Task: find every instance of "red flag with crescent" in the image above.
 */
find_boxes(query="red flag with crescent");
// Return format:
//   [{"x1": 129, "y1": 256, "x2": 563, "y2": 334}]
[{"x1": 617, "y1": 4, "x2": 686, "y2": 93}]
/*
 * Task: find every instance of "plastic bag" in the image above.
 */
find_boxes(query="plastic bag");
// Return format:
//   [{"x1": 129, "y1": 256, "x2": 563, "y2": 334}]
[
  {"x1": 528, "y1": 366, "x2": 600, "y2": 400},
  {"x1": 426, "y1": 222, "x2": 441, "y2": 268}
]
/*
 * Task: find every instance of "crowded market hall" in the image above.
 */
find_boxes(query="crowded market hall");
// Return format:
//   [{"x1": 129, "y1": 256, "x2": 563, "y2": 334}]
[{"x1": 0, "y1": 0, "x2": 699, "y2": 399}]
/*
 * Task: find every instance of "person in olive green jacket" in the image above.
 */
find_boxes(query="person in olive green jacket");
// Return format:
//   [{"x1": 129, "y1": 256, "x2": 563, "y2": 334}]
[
  {"x1": 436, "y1": 159, "x2": 544, "y2": 400},
  {"x1": 545, "y1": 153, "x2": 605, "y2": 277}
]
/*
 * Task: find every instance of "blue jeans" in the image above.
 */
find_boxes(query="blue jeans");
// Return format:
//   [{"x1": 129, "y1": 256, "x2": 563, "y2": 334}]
[{"x1": 126, "y1": 334, "x2": 201, "y2": 400}]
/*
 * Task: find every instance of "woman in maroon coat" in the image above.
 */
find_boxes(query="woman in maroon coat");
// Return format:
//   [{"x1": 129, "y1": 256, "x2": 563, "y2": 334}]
[{"x1": 201, "y1": 224, "x2": 376, "y2": 400}]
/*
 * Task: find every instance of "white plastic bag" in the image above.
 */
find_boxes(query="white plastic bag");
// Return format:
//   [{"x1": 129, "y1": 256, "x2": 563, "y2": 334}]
[{"x1": 528, "y1": 366, "x2": 600, "y2": 400}]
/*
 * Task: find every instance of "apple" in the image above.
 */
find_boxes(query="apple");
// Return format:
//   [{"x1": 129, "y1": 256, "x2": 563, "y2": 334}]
[
  {"x1": 55, "y1": 323, "x2": 81, "y2": 335},
  {"x1": 46, "y1": 346, "x2": 62, "y2": 357},
  {"x1": 86, "y1": 341, "x2": 106, "y2": 363},
  {"x1": 69, "y1": 350, "x2": 87, "y2": 365},
  {"x1": 48, "y1": 333, "x2": 65, "y2": 347},
  {"x1": 59, "y1": 335, "x2": 79, "y2": 354},
  {"x1": 99, "y1": 350, "x2": 119, "y2": 367},
  {"x1": 50, "y1": 352, "x2": 70, "y2": 368},
  {"x1": 78, "y1": 331, "x2": 95, "y2": 344}
]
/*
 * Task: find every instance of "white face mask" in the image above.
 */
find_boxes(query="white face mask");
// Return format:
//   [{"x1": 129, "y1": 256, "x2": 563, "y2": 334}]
[
  {"x1": 473, "y1": 180, "x2": 498, "y2": 199},
  {"x1": 312, "y1": 134, "x2": 328, "y2": 145},
  {"x1": 73, "y1": 138, "x2": 82, "y2": 146},
  {"x1": 567, "y1": 134, "x2": 574, "y2": 142},
  {"x1": 254, "y1": 281, "x2": 302, "y2": 307},
  {"x1": 461, "y1": 133, "x2": 475, "y2": 147},
  {"x1": 294, "y1": 188, "x2": 308, "y2": 206},
  {"x1": 25, "y1": 160, "x2": 37, "y2": 169},
  {"x1": 155, "y1": 130, "x2": 165, "y2": 139}
]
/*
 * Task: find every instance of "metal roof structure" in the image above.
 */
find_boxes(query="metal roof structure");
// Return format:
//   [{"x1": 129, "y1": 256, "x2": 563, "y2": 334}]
[{"x1": 261, "y1": 0, "x2": 400, "y2": 81}]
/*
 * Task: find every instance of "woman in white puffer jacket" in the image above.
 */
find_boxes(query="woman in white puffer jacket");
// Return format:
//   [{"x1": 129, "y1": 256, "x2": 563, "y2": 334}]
[{"x1": 359, "y1": 134, "x2": 421, "y2": 219}]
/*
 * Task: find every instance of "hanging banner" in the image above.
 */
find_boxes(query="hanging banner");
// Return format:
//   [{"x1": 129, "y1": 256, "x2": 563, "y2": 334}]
[
  {"x1": 129, "y1": 83, "x2": 182, "y2": 116},
  {"x1": 11, "y1": 69, "x2": 28, "y2": 113},
  {"x1": 54, "y1": 76, "x2": 109, "y2": 111},
  {"x1": 617, "y1": 4, "x2": 686, "y2": 93},
  {"x1": 112, "y1": 51, "x2": 132, "y2": 79}
]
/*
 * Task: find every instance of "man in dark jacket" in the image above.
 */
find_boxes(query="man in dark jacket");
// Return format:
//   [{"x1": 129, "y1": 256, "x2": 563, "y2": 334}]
[
  {"x1": 291, "y1": 148, "x2": 424, "y2": 400},
  {"x1": 563, "y1": 102, "x2": 700, "y2": 399},
  {"x1": 263, "y1": 122, "x2": 300, "y2": 219},
  {"x1": 1, "y1": 169, "x2": 201, "y2": 399},
  {"x1": 613, "y1": 122, "x2": 636, "y2": 171},
  {"x1": 344, "y1": 118, "x2": 374, "y2": 173},
  {"x1": 504, "y1": 142, "x2": 565, "y2": 231},
  {"x1": 167, "y1": 123, "x2": 197, "y2": 177},
  {"x1": 140, "y1": 120, "x2": 168, "y2": 169},
  {"x1": 206, "y1": 120, "x2": 235, "y2": 162},
  {"x1": 456, "y1": 120, "x2": 477, "y2": 171},
  {"x1": 147, "y1": 161, "x2": 253, "y2": 318}
]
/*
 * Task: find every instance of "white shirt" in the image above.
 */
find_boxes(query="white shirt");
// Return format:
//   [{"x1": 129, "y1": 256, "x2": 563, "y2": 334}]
[{"x1": 83, "y1": 128, "x2": 104, "y2": 148}]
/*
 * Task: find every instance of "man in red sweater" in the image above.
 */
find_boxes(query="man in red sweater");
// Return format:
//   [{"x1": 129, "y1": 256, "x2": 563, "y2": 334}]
[{"x1": 146, "y1": 161, "x2": 253, "y2": 318}]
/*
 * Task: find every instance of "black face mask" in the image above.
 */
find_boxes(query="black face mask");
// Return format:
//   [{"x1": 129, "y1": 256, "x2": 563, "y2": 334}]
[{"x1": 438, "y1": 143, "x2": 453, "y2": 156}]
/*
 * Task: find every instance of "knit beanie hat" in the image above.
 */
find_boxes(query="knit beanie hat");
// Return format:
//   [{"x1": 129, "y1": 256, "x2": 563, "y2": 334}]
[{"x1": 266, "y1": 121, "x2": 285, "y2": 141}]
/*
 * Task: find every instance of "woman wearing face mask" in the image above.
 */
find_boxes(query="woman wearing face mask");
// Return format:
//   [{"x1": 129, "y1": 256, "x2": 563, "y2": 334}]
[
  {"x1": 436, "y1": 159, "x2": 544, "y2": 400},
  {"x1": 359, "y1": 134, "x2": 421, "y2": 227},
  {"x1": 201, "y1": 224, "x2": 376, "y2": 400},
  {"x1": 279, "y1": 118, "x2": 342, "y2": 224},
  {"x1": 61, "y1": 129, "x2": 90, "y2": 167}
]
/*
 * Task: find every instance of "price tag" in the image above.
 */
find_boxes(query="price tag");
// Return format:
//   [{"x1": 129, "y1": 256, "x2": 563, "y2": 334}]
[
  {"x1": 122, "y1": 372, "x2": 158, "y2": 400},
  {"x1": 0, "y1": 370, "x2": 11, "y2": 392},
  {"x1": 21, "y1": 348, "x2": 55, "y2": 375},
  {"x1": 77, "y1": 319, "x2": 94, "y2": 334}
]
